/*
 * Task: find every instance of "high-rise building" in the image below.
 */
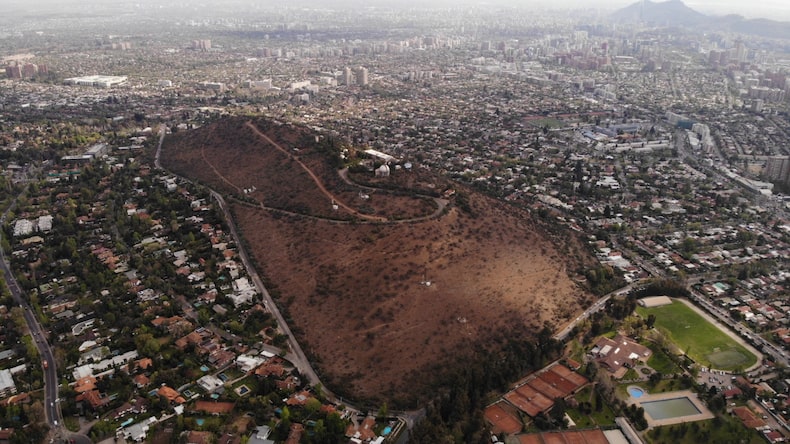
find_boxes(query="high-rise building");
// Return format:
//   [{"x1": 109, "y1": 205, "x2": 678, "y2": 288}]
[
  {"x1": 5, "y1": 65, "x2": 21, "y2": 79},
  {"x1": 342, "y1": 66, "x2": 353, "y2": 86},
  {"x1": 192, "y1": 39, "x2": 211, "y2": 51},
  {"x1": 21, "y1": 63, "x2": 38, "y2": 78},
  {"x1": 765, "y1": 156, "x2": 790, "y2": 183},
  {"x1": 735, "y1": 41, "x2": 747, "y2": 63},
  {"x1": 356, "y1": 66, "x2": 369, "y2": 86}
]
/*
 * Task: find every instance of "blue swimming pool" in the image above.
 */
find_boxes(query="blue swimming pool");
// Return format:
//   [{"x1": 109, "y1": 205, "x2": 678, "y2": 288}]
[
  {"x1": 382, "y1": 426, "x2": 392, "y2": 435},
  {"x1": 628, "y1": 386, "x2": 646, "y2": 398}
]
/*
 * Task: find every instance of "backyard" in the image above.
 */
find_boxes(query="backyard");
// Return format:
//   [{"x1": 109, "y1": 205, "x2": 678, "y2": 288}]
[{"x1": 567, "y1": 385, "x2": 617, "y2": 428}]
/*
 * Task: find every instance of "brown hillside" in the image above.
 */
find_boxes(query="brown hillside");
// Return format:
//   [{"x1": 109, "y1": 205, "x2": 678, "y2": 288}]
[{"x1": 161, "y1": 117, "x2": 597, "y2": 403}]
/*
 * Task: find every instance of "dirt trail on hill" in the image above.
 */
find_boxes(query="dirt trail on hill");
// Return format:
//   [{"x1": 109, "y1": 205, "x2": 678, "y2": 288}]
[{"x1": 245, "y1": 121, "x2": 386, "y2": 222}]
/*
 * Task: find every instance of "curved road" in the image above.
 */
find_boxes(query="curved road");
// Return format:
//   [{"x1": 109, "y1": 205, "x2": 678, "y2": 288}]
[
  {"x1": 244, "y1": 121, "x2": 386, "y2": 222},
  {"x1": 155, "y1": 126, "x2": 353, "y2": 408},
  {"x1": 156, "y1": 125, "x2": 436, "y2": 429}
]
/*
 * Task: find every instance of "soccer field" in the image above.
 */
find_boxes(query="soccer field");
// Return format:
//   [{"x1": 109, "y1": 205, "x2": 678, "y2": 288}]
[{"x1": 636, "y1": 300, "x2": 758, "y2": 371}]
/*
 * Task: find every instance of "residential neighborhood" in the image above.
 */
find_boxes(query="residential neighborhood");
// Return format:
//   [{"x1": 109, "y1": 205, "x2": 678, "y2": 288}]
[{"x1": 1, "y1": 0, "x2": 790, "y2": 443}]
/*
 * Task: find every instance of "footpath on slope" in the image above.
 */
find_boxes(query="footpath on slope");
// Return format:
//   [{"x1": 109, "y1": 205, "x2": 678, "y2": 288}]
[{"x1": 244, "y1": 121, "x2": 387, "y2": 222}]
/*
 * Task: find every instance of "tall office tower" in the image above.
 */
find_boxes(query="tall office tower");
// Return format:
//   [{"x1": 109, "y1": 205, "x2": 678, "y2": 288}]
[
  {"x1": 735, "y1": 41, "x2": 746, "y2": 63},
  {"x1": 356, "y1": 67, "x2": 369, "y2": 86},
  {"x1": 765, "y1": 156, "x2": 790, "y2": 183},
  {"x1": 21, "y1": 63, "x2": 38, "y2": 78},
  {"x1": 711, "y1": 50, "x2": 726, "y2": 65},
  {"x1": 342, "y1": 66, "x2": 353, "y2": 86}
]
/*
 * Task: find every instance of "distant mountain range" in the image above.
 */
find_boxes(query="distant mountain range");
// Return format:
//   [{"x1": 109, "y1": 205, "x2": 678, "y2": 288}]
[{"x1": 611, "y1": 0, "x2": 790, "y2": 40}]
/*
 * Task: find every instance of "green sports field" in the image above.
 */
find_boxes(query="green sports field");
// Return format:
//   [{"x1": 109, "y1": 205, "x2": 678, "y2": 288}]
[{"x1": 636, "y1": 300, "x2": 758, "y2": 371}]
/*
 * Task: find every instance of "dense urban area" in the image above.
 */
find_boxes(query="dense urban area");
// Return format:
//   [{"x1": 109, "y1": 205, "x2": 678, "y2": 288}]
[{"x1": 1, "y1": 1, "x2": 790, "y2": 444}]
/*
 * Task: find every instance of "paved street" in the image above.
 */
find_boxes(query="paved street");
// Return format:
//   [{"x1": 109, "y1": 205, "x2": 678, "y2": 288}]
[{"x1": 1, "y1": 198, "x2": 91, "y2": 444}]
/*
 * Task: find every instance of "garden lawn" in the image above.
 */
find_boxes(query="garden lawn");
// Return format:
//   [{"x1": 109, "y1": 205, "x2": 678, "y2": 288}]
[
  {"x1": 636, "y1": 301, "x2": 757, "y2": 371},
  {"x1": 645, "y1": 345, "x2": 682, "y2": 375},
  {"x1": 570, "y1": 386, "x2": 617, "y2": 427}
]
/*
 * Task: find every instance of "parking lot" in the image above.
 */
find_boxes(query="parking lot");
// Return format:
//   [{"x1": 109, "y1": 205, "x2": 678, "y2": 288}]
[{"x1": 696, "y1": 367, "x2": 736, "y2": 392}]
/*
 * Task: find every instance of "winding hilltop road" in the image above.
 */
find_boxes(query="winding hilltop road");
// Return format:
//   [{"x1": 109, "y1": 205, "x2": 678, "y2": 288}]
[
  {"x1": 244, "y1": 121, "x2": 387, "y2": 222},
  {"x1": 157, "y1": 124, "x2": 443, "y2": 432},
  {"x1": 553, "y1": 281, "x2": 641, "y2": 341}
]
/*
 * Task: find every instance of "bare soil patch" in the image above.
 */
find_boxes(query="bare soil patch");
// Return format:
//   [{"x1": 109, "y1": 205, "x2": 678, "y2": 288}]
[{"x1": 162, "y1": 117, "x2": 597, "y2": 404}]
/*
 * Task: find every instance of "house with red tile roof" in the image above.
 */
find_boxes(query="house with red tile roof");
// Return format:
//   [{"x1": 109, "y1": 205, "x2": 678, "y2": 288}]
[
  {"x1": 157, "y1": 385, "x2": 186, "y2": 404},
  {"x1": 76, "y1": 390, "x2": 111, "y2": 410},
  {"x1": 135, "y1": 358, "x2": 154, "y2": 371},
  {"x1": 276, "y1": 376, "x2": 299, "y2": 391},
  {"x1": 186, "y1": 431, "x2": 213, "y2": 444},
  {"x1": 285, "y1": 390, "x2": 314, "y2": 407},
  {"x1": 255, "y1": 361, "x2": 285, "y2": 378},
  {"x1": 0, "y1": 428, "x2": 14, "y2": 444},
  {"x1": 591, "y1": 334, "x2": 652, "y2": 378},
  {"x1": 133, "y1": 374, "x2": 150, "y2": 388},
  {"x1": 284, "y1": 423, "x2": 304, "y2": 444},
  {"x1": 74, "y1": 376, "x2": 97, "y2": 394},
  {"x1": 345, "y1": 415, "x2": 377, "y2": 441}
]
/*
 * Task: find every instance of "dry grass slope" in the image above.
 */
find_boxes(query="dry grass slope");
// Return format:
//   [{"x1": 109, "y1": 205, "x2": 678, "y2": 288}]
[{"x1": 162, "y1": 116, "x2": 597, "y2": 403}]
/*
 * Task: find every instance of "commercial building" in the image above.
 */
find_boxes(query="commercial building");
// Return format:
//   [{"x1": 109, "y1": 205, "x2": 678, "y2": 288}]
[
  {"x1": 64, "y1": 75, "x2": 128, "y2": 88},
  {"x1": 199, "y1": 82, "x2": 225, "y2": 92},
  {"x1": 356, "y1": 66, "x2": 369, "y2": 86}
]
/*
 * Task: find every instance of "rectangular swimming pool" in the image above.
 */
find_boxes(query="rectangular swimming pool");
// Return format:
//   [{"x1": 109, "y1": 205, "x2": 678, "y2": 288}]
[{"x1": 641, "y1": 397, "x2": 701, "y2": 420}]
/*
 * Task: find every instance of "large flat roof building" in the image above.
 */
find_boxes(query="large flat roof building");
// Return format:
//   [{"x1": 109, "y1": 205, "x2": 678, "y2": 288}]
[{"x1": 64, "y1": 75, "x2": 128, "y2": 88}]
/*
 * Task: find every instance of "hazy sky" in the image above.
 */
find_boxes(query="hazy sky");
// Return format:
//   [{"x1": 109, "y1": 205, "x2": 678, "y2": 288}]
[
  {"x1": 8, "y1": 0, "x2": 790, "y2": 22},
  {"x1": 683, "y1": 0, "x2": 790, "y2": 20}
]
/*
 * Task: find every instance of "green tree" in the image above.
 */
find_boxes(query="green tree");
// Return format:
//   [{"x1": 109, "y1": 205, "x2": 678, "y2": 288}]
[
  {"x1": 377, "y1": 402, "x2": 389, "y2": 418},
  {"x1": 134, "y1": 333, "x2": 161, "y2": 357}
]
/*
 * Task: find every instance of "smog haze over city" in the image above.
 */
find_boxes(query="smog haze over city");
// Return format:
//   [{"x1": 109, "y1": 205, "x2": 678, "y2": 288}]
[
  {"x1": 2, "y1": 0, "x2": 790, "y2": 443},
  {"x1": 5, "y1": 0, "x2": 790, "y2": 19}
]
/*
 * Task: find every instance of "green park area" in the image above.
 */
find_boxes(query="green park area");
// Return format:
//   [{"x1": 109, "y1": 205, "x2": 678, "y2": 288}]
[
  {"x1": 636, "y1": 300, "x2": 758, "y2": 371},
  {"x1": 645, "y1": 416, "x2": 765, "y2": 444}
]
